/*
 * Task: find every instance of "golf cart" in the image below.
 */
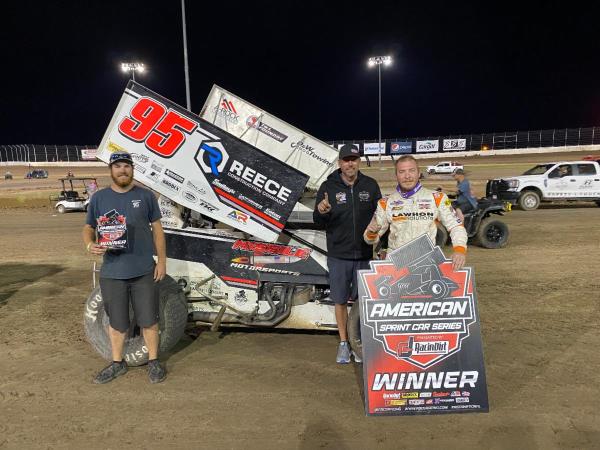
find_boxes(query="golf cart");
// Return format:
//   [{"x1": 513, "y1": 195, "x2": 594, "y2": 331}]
[{"x1": 51, "y1": 177, "x2": 98, "y2": 214}]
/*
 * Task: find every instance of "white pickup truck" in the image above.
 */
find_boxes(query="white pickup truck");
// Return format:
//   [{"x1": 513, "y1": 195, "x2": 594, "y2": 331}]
[
  {"x1": 486, "y1": 160, "x2": 600, "y2": 210},
  {"x1": 426, "y1": 161, "x2": 464, "y2": 174}
]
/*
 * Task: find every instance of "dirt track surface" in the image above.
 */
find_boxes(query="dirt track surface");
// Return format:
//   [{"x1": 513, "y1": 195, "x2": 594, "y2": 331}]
[{"x1": 1, "y1": 152, "x2": 600, "y2": 449}]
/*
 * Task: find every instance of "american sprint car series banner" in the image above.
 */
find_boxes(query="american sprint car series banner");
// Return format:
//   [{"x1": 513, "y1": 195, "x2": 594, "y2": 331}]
[
  {"x1": 358, "y1": 235, "x2": 489, "y2": 416},
  {"x1": 199, "y1": 85, "x2": 339, "y2": 192},
  {"x1": 97, "y1": 82, "x2": 310, "y2": 242}
]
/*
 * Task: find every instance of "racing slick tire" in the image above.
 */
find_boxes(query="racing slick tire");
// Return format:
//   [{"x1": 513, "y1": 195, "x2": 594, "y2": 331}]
[
  {"x1": 473, "y1": 218, "x2": 509, "y2": 249},
  {"x1": 518, "y1": 191, "x2": 540, "y2": 211},
  {"x1": 435, "y1": 223, "x2": 449, "y2": 247},
  {"x1": 347, "y1": 303, "x2": 362, "y2": 362},
  {"x1": 56, "y1": 204, "x2": 66, "y2": 214},
  {"x1": 83, "y1": 275, "x2": 188, "y2": 366}
]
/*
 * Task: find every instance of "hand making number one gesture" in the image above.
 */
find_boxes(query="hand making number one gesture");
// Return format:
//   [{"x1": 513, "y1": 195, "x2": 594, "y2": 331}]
[{"x1": 317, "y1": 192, "x2": 332, "y2": 214}]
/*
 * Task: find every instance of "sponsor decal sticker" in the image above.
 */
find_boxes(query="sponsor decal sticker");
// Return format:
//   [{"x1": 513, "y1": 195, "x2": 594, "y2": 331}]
[
  {"x1": 131, "y1": 153, "x2": 149, "y2": 164},
  {"x1": 290, "y1": 140, "x2": 334, "y2": 168},
  {"x1": 186, "y1": 179, "x2": 207, "y2": 196},
  {"x1": 161, "y1": 177, "x2": 181, "y2": 193},
  {"x1": 151, "y1": 160, "x2": 164, "y2": 173},
  {"x1": 212, "y1": 98, "x2": 239, "y2": 124},
  {"x1": 165, "y1": 169, "x2": 184, "y2": 184},
  {"x1": 146, "y1": 171, "x2": 160, "y2": 182},
  {"x1": 182, "y1": 190, "x2": 198, "y2": 203},
  {"x1": 246, "y1": 115, "x2": 288, "y2": 142},
  {"x1": 401, "y1": 392, "x2": 419, "y2": 399},
  {"x1": 228, "y1": 210, "x2": 249, "y2": 224}
]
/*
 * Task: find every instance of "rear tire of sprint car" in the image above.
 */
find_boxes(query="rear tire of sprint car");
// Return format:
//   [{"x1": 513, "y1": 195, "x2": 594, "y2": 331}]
[
  {"x1": 347, "y1": 303, "x2": 362, "y2": 362},
  {"x1": 472, "y1": 218, "x2": 510, "y2": 249},
  {"x1": 56, "y1": 204, "x2": 66, "y2": 214},
  {"x1": 83, "y1": 275, "x2": 188, "y2": 366},
  {"x1": 518, "y1": 191, "x2": 540, "y2": 211}
]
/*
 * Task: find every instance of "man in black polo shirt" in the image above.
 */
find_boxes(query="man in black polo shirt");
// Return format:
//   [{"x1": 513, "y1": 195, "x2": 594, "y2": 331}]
[
  {"x1": 82, "y1": 151, "x2": 167, "y2": 384},
  {"x1": 314, "y1": 144, "x2": 381, "y2": 364}
]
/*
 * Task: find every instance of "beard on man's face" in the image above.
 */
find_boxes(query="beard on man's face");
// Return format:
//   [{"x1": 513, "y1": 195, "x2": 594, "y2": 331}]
[{"x1": 110, "y1": 170, "x2": 133, "y2": 187}]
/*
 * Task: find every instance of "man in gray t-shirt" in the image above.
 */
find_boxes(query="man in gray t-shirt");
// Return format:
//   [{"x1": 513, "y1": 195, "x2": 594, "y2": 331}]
[
  {"x1": 452, "y1": 169, "x2": 478, "y2": 213},
  {"x1": 82, "y1": 151, "x2": 167, "y2": 384}
]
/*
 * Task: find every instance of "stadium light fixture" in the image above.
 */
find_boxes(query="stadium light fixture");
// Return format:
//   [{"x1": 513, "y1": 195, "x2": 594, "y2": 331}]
[{"x1": 120, "y1": 62, "x2": 145, "y2": 81}]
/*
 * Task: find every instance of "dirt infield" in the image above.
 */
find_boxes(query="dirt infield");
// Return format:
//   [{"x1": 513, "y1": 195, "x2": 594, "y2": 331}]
[{"x1": 1, "y1": 152, "x2": 599, "y2": 449}]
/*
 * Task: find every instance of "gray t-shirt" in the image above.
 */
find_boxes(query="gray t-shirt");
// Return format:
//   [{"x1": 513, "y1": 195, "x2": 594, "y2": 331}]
[{"x1": 86, "y1": 186, "x2": 161, "y2": 279}]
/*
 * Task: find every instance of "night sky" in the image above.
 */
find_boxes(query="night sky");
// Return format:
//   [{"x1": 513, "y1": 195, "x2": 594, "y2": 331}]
[{"x1": 2, "y1": 1, "x2": 599, "y2": 145}]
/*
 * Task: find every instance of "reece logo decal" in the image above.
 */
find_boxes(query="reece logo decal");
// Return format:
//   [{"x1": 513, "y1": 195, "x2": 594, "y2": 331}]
[{"x1": 196, "y1": 142, "x2": 229, "y2": 176}]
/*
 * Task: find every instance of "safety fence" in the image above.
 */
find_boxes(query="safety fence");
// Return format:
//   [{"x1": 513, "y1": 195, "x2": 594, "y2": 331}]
[
  {"x1": 0, "y1": 144, "x2": 97, "y2": 163},
  {"x1": 2, "y1": 126, "x2": 599, "y2": 163},
  {"x1": 329, "y1": 126, "x2": 600, "y2": 156}
]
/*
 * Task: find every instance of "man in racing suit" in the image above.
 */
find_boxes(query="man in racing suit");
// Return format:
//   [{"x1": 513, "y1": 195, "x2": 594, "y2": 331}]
[{"x1": 364, "y1": 155, "x2": 468, "y2": 270}]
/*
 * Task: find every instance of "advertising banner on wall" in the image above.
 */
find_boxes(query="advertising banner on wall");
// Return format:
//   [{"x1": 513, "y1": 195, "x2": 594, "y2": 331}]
[
  {"x1": 390, "y1": 141, "x2": 412, "y2": 155},
  {"x1": 416, "y1": 140, "x2": 439, "y2": 153},
  {"x1": 199, "y1": 85, "x2": 339, "y2": 192},
  {"x1": 443, "y1": 139, "x2": 467, "y2": 151},
  {"x1": 80, "y1": 148, "x2": 98, "y2": 160},
  {"x1": 363, "y1": 142, "x2": 385, "y2": 155},
  {"x1": 97, "y1": 81, "x2": 309, "y2": 243},
  {"x1": 358, "y1": 235, "x2": 489, "y2": 416}
]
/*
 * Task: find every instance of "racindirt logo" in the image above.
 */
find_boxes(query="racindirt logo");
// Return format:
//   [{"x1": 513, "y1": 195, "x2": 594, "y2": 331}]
[
  {"x1": 359, "y1": 235, "x2": 476, "y2": 369},
  {"x1": 196, "y1": 141, "x2": 229, "y2": 176}
]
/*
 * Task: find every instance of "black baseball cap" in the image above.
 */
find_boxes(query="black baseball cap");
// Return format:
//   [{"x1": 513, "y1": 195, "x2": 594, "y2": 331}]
[
  {"x1": 338, "y1": 144, "x2": 360, "y2": 160},
  {"x1": 109, "y1": 151, "x2": 134, "y2": 166}
]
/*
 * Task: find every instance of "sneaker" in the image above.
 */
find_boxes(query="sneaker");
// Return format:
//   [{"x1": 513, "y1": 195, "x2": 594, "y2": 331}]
[
  {"x1": 148, "y1": 359, "x2": 167, "y2": 384},
  {"x1": 93, "y1": 361, "x2": 128, "y2": 384},
  {"x1": 352, "y1": 349, "x2": 362, "y2": 364},
  {"x1": 336, "y1": 341, "x2": 351, "y2": 364}
]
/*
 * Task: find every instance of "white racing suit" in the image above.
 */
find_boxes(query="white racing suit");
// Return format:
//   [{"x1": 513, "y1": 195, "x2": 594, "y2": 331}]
[{"x1": 364, "y1": 187, "x2": 468, "y2": 254}]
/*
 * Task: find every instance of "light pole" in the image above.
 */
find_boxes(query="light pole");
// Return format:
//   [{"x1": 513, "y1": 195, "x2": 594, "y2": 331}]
[
  {"x1": 181, "y1": 0, "x2": 191, "y2": 111},
  {"x1": 367, "y1": 55, "x2": 392, "y2": 168},
  {"x1": 121, "y1": 62, "x2": 145, "y2": 81}
]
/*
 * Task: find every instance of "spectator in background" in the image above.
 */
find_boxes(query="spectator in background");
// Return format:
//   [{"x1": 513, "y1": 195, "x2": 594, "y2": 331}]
[
  {"x1": 452, "y1": 169, "x2": 478, "y2": 215},
  {"x1": 86, "y1": 179, "x2": 98, "y2": 197}
]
